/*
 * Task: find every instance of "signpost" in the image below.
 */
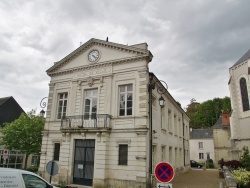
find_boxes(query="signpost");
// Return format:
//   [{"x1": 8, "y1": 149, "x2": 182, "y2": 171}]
[
  {"x1": 154, "y1": 162, "x2": 175, "y2": 183},
  {"x1": 46, "y1": 161, "x2": 59, "y2": 183},
  {"x1": 157, "y1": 183, "x2": 172, "y2": 188}
]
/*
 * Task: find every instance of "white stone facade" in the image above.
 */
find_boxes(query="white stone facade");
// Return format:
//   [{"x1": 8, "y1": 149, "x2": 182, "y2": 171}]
[
  {"x1": 229, "y1": 49, "x2": 250, "y2": 160},
  {"x1": 38, "y1": 38, "x2": 190, "y2": 187}
]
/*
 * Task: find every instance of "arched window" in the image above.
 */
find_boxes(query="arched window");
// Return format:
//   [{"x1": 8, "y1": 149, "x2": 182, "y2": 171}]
[{"x1": 240, "y1": 77, "x2": 250, "y2": 111}]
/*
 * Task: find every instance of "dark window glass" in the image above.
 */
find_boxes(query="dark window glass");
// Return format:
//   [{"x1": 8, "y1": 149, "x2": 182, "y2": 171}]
[
  {"x1": 54, "y1": 143, "x2": 60, "y2": 161},
  {"x1": 240, "y1": 78, "x2": 250, "y2": 111},
  {"x1": 119, "y1": 145, "x2": 128, "y2": 165}
]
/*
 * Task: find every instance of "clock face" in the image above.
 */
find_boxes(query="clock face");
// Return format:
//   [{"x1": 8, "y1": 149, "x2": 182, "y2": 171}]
[{"x1": 88, "y1": 50, "x2": 100, "y2": 62}]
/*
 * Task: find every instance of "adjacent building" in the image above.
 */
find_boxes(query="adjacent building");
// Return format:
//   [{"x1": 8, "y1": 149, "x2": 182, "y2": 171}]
[
  {"x1": 0, "y1": 96, "x2": 39, "y2": 169},
  {"x1": 228, "y1": 49, "x2": 250, "y2": 160},
  {"x1": 212, "y1": 111, "x2": 231, "y2": 166},
  {"x1": 189, "y1": 128, "x2": 215, "y2": 163},
  {"x1": 38, "y1": 38, "x2": 190, "y2": 187}
]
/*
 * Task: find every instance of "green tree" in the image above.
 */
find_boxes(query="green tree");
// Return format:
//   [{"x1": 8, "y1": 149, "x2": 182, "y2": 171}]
[
  {"x1": 186, "y1": 97, "x2": 231, "y2": 128},
  {"x1": 0, "y1": 111, "x2": 44, "y2": 169},
  {"x1": 241, "y1": 146, "x2": 250, "y2": 171}
]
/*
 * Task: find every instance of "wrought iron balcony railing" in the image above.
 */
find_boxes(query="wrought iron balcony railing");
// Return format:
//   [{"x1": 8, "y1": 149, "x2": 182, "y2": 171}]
[{"x1": 61, "y1": 114, "x2": 111, "y2": 130}]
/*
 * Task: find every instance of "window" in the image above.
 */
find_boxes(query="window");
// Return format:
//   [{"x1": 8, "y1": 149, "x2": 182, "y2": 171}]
[
  {"x1": 161, "y1": 106, "x2": 166, "y2": 129},
  {"x1": 22, "y1": 174, "x2": 47, "y2": 188},
  {"x1": 53, "y1": 143, "x2": 60, "y2": 161},
  {"x1": 119, "y1": 84, "x2": 133, "y2": 116},
  {"x1": 84, "y1": 89, "x2": 98, "y2": 119},
  {"x1": 168, "y1": 110, "x2": 172, "y2": 132},
  {"x1": 198, "y1": 142, "x2": 203, "y2": 149},
  {"x1": 240, "y1": 77, "x2": 250, "y2": 111},
  {"x1": 57, "y1": 93, "x2": 68, "y2": 119},
  {"x1": 169, "y1": 147, "x2": 173, "y2": 164},
  {"x1": 174, "y1": 115, "x2": 177, "y2": 135},
  {"x1": 199, "y1": 153, "x2": 204, "y2": 159},
  {"x1": 31, "y1": 155, "x2": 40, "y2": 166},
  {"x1": 161, "y1": 146, "x2": 166, "y2": 161},
  {"x1": 118, "y1": 145, "x2": 128, "y2": 165}
]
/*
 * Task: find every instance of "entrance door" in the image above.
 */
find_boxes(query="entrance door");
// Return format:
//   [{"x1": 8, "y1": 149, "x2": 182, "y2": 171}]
[{"x1": 73, "y1": 139, "x2": 95, "y2": 186}]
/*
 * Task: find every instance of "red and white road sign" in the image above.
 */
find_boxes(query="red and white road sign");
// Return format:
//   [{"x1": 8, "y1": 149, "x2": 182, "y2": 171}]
[{"x1": 154, "y1": 162, "x2": 175, "y2": 183}]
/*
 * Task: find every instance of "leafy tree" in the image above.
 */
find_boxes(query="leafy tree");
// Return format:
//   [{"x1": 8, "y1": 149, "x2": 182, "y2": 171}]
[
  {"x1": 241, "y1": 146, "x2": 250, "y2": 171},
  {"x1": 0, "y1": 111, "x2": 44, "y2": 169},
  {"x1": 186, "y1": 97, "x2": 231, "y2": 128}
]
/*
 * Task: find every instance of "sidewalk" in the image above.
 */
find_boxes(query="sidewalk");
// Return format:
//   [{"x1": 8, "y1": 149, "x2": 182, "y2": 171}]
[{"x1": 171, "y1": 169, "x2": 225, "y2": 188}]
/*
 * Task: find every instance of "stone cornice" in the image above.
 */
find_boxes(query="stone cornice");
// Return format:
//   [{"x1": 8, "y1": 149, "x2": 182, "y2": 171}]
[
  {"x1": 47, "y1": 38, "x2": 153, "y2": 74},
  {"x1": 47, "y1": 55, "x2": 150, "y2": 77}
]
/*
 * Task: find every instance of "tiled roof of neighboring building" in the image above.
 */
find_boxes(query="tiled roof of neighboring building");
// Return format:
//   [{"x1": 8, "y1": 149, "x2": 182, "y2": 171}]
[
  {"x1": 212, "y1": 116, "x2": 230, "y2": 129},
  {"x1": 232, "y1": 48, "x2": 250, "y2": 67},
  {"x1": 189, "y1": 128, "x2": 213, "y2": 139}
]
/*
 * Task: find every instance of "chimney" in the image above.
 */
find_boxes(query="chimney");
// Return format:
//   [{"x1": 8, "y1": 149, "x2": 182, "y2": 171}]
[{"x1": 222, "y1": 110, "x2": 230, "y2": 126}]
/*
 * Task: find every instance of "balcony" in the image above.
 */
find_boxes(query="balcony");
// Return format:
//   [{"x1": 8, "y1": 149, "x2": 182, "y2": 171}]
[{"x1": 60, "y1": 114, "x2": 111, "y2": 132}]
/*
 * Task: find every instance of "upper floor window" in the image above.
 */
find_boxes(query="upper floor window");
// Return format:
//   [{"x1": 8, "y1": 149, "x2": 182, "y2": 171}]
[
  {"x1": 240, "y1": 77, "x2": 250, "y2": 111},
  {"x1": 198, "y1": 142, "x2": 203, "y2": 149},
  {"x1": 119, "y1": 84, "x2": 133, "y2": 116},
  {"x1": 84, "y1": 89, "x2": 98, "y2": 119},
  {"x1": 57, "y1": 93, "x2": 68, "y2": 119}
]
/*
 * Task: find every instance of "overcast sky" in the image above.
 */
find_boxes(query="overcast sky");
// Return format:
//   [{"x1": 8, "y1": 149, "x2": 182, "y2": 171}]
[{"x1": 1, "y1": 0, "x2": 250, "y2": 113}]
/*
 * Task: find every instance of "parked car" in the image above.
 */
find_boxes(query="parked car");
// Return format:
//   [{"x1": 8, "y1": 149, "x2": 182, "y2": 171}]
[
  {"x1": 0, "y1": 168, "x2": 58, "y2": 188},
  {"x1": 190, "y1": 160, "x2": 203, "y2": 168}
]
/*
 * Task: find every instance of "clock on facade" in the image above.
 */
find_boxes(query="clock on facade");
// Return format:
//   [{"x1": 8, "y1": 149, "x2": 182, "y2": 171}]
[{"x1": 88, "y1": 49, "x2": 100, "y2": 62}]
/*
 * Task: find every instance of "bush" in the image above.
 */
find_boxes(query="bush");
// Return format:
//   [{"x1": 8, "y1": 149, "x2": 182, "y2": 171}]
[
  {"x1": 232, "y1": 168, "x2": 250, "y2": 187},
  {"x1": 241, "y1": 146, "x2": 250, "y2": 171},
  {"x1": 206, "y1": 159, "x2": 215, "y2": 168},
  {"x1": 224, "y1": 160, "x2": 243, "y2": 170}
]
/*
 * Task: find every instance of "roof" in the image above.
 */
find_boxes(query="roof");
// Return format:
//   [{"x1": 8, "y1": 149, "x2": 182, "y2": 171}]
[
  {"x1": 189, "y1": 129, "x2": 213, "y2": 139},
  {"x1": 232, "y1": 48, "x2": 250, "y2": 67},
  {"x1": 47, "y1": 38, "x2": 153, "y2": 75},
  {"x1": 212, "y1": 116, "x2": 230, "y2": 129},
  {"x1": 0, "y1": 96, "x2": 12, "y2": 106}
]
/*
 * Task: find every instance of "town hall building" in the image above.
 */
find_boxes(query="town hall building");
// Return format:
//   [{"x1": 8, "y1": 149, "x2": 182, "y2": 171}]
[{"x1": 38, "y1": 38, "x2": 190, "y2": 187}]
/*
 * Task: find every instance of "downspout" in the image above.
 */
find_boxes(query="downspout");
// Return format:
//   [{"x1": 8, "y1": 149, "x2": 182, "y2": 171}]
[{"x1": 182, "y1": 113, "x2": 185, "y2": 166}]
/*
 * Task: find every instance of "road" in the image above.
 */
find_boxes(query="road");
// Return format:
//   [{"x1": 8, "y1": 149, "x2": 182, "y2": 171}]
[{"x1": 170, "y1": 168, "x2": 224, "y2": 188}]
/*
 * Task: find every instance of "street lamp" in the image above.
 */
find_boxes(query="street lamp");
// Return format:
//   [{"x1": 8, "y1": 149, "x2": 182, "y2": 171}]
[
  {"x1": 148, "y1": 73, "x2": 168, "y2": 187},
  {"x1": 40, "y1": 97, "x2": 48, "y2": 117},
  {"x1": 159, "y1": 95, "x2": 165, "y2": 107}
]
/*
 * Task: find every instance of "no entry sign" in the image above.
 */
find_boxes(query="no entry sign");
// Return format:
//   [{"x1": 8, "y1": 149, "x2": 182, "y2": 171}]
[{"x1": 154, "y1": 162, "x2": 175, "y2": 183}]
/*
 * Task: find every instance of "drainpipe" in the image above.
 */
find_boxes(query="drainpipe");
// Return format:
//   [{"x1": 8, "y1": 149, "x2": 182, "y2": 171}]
[{"x1": 182, "y1": 113, "x2": 185, "y2": 166}]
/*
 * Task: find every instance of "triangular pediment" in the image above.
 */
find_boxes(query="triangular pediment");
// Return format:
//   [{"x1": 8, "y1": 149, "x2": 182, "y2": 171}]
[{"x1": 47, "y1": 38, "x2": 152, "y2": 76}]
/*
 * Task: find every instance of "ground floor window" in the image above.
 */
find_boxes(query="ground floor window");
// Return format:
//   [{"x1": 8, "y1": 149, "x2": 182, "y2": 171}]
[
  {"x1": 118, "y1": 144, "x2": 128, "y2": 165},
  {"x1": 199, "y1": 153, "x2": 204, "y2": 159},
  {"x1": 0, "y1": 149, "x2": 24, "y2": 168}
]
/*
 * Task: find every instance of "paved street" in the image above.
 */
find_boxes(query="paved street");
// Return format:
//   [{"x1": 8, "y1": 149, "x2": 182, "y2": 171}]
[{"x1": 170, "y1": 169, "x2": 224, "y2": 188}]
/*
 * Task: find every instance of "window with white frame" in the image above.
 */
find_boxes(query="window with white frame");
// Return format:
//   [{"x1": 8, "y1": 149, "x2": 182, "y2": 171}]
[
  {"x1": 84, "y1": 89, "x2": 98, "y2": 119},
  {"x1": 199, "y1": 153, "x2": 204, "y2": 159},
  {"x1": 57, "y1": 93, "x2": 68, "y2": 119},
  {"x1": 119, "y1": 84, "x2": 133, "y2": 116},
  {"x1": 198, "y1": 142, "x2": 203, "y2": 149}
]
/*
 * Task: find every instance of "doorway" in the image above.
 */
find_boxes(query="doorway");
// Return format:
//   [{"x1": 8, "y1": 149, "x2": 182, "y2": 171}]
[{"x1": 73, "y1": 139, "x2": 95, "y2": 186}]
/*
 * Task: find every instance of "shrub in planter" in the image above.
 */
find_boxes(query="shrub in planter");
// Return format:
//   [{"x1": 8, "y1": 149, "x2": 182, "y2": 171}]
[{"x1": 232, "y1": 168, "x2": 250, "y2": 188}]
